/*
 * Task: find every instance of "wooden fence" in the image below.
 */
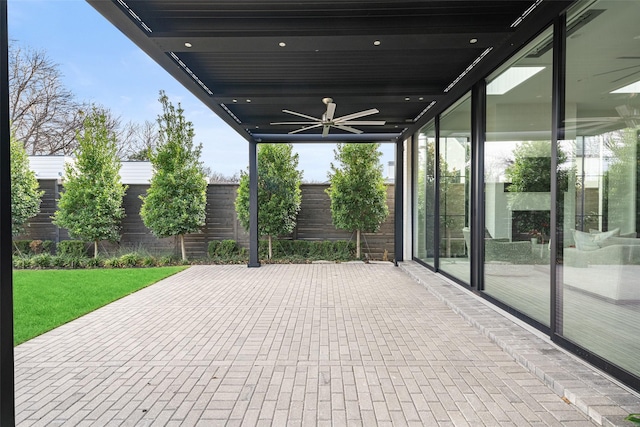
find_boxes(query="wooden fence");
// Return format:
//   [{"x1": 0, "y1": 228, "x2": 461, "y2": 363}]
[{"x1": 17, "y1": 182, "x2": 395, "y2": 260}]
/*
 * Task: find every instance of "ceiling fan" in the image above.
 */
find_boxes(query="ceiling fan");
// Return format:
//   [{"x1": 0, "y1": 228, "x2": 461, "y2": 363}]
[{"x1": 270, "y1": 97, "x2": 385, "y2": 137}]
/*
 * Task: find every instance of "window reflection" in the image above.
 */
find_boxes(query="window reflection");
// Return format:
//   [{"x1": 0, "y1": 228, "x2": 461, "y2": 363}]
[
  {"x1": 483, "y1": 29, "x2": 553, "y2": 326},
  {"x1": 561, "y1": 0, "x2": 640, "y2": 379},
  {"x1": 413, "y1": 122, "x2": 436, "y2": 265},
  {"x1": 439, "y1": 96, "x2": 471, "y2": 284}
]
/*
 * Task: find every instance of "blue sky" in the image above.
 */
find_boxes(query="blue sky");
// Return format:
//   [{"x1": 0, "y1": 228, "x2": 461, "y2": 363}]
[{"x1": 7, "y1": 0, "x2": 394, "y2": 182}]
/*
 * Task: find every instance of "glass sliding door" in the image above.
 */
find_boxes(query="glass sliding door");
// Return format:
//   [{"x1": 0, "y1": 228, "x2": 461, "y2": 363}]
[
  {"x1": 413, "y1": 120, "x2": 437, "y2": 266},
  {"x1": 483, "y1": 29, "x2": 553, "y2": 326},
  {"x1": 560, "y1": 0, "x2": 640, "y2": 379},
  {"x1": 439, "y1": 96, "x2": 471, "y2": 284}
]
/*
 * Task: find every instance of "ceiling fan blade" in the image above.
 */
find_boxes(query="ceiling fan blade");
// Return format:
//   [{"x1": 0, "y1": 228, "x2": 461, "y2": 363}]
[
  {"x1": 593, "y1": 64, "x2": 640, "y2": 77},
  {"x1": 322, "y1": 125, "x2": 331, "y2": 137},
  {"x1": 565, "y1": 117, "x2": 620, "y2": 122},
  {"x1": 271, "y1": 121, "x2": 319, "y2": 125},
  {"x1": 325, "y1": 103, "x2": 336, "y2": 121},
  {"x1": 333, "y1": 108, "x2": 379, "y2": 122},
  {"x1": 340, "y1": 120, "x2": 386, "y2": 126},
  {"x1": 334, "y1": 124, "x2": 363, "y2": 134},
  {"x1": 289, "y1": 124, "x2": 323, "y2": 134},
  {"x1": 282, "y1": 109, "x2": 321, "y2": 121}
]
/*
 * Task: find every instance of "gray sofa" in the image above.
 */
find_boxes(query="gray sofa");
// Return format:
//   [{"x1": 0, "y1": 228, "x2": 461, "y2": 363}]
[
  {"x1": 462, "y1": 227, "x2": 533, "y2": 263},
  {"x1": 563, "y1": 230, "x2": 640, "y2": 302}
]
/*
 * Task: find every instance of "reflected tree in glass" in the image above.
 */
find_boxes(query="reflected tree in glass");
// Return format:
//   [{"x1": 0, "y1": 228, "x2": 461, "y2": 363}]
[{"x1": 505, "y1": 140, "x2": 568, "y2": 243}]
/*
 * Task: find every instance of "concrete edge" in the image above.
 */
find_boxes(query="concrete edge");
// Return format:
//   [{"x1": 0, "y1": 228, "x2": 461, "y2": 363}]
[{"x1": 398, "y1": 261, "x2": 640, "y2": 427}]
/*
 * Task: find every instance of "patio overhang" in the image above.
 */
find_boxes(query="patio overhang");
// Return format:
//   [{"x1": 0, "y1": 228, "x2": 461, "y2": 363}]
[{"x1": 85, "y1": 0, "x2": 574, "y2": 145}]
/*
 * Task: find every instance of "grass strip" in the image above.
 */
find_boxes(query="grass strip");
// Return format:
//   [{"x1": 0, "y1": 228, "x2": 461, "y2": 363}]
[{"x1": 13, "y1": 267, "x2": 187, "y2": 345}]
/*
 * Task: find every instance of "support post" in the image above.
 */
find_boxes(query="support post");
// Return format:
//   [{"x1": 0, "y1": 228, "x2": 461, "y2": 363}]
[
  {"x1": 248, "y1": 140, "x2": 260, "y2": 267},
  {"x1": 0, "y1": 0, "x2": 16, "y2": 424},
  {"x1": 471, "y1": 81, "x2": 486, "y2": 290},
  {"x1": 394, "y1": 139, "x2": 404, "y2": 265},
  {"x1": 551, "y1": 14, "x2": 567, "y2": 337}
]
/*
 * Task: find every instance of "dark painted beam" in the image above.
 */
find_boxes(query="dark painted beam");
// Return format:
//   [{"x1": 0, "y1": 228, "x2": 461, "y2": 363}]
[
  {"x1": 394, "y1": 139, "x2": 404, "y2": 265},
  {"x1": 0, "y1": 0, "x2": 15, "y2": 424},
  {"x1": 248, "y1": 140, "x2": 260, "y2": 267},
  {"x1": 252, "y1": 133, "x2": 400, "y2": 143}
]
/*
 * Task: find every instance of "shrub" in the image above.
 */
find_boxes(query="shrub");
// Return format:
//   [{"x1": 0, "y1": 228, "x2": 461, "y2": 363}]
[
  {"x1": 85, "y1": 256, "x2": 104, "y2": 268},
  {"x1": 57, "y1": 240, "x2": 87, "y2": 257},
  {"x1": 142, "y1": 256, "x2": 156, "y2": 267},
  {"x1": 102, "y1": 258, "x2": 119, "y2": 268},
  {"x1": 207, "y1": 240, "x2": 220, "y2": 258},
  {"x1": 29, "y1": 240, "x2": 43, "y2": 254},
  {"x1": 157, "y1": 255, "x2": 175, "y2": 266},
  {"x1": 13, "y1": 255, "x2": 30, "y2": 269},
  {"x1": 218, "y1": 240, "x2": 239, "y2": 257},
  {"x1": 308, "y1": 241, "x2": 325, "y2": 258},
  {"x1": 253, "y1": 239, "x2": 355, "y2": 262},
  {"x1": 12, "y1": 240, "x2": 31, "y2": 255},
  {"x1": 119, "y1": 252, "x2": 142, "y2": 267},
  {"x1": 208, "y1": 240, "x2": 242, "y2": 258},
  {"x1": 51, "y1": 255, "x2": 67, "y2": 268},
  {"x1": 59, "y1": 255, "x2": 87, "y2": 269},
  {"x1": 41, "y1": 240, "x2": 55, "y2": 254},
  {"x1": 30, "y1": 253, "x2": 53, "y2": 268},
  {"x1": 332, "y1": 240, "x2": 356, "y2": 260}
]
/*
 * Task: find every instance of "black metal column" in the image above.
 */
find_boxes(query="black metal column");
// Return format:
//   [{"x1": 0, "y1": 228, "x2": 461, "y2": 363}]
[
  {"x1": 248, "y1": 140, "x2": 260, "y2": 267},
  {"x1": 471, "y1": 81, "x2": 486, "y2": 290},
  {"x1": 551, "y1": 14, "x2": 566, "y2": 338},
  {"x1": 394, "y1": 139, "x2": 404, "y2": 265},
  {"x1": 0, "y1": 0, "x2": 15, "y2": 424}
]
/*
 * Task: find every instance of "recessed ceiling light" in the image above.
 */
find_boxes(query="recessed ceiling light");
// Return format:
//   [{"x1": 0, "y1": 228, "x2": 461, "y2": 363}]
[
  {"x1": 232, "y1": 99, "x2": 237, "y2": 103},
  {"x1": 470, "y1": 38, "x2": 478, "y2": 44},
  {"x1": 279, "y1": 42, "x2": 286, "y2": 47},
  {"x1": 373, "y1": 40, "x2": 381, "y2": 46},
  {"x1": 404, "y1": 97, "x2": 410, "y2": 101},
  {"x1": 184, "y1": 42, "x2": 192, "y2": 48},
  {"x1": 246, "y1": 99, "x2": 252, "y2": 103},
  {"x1": 418, "y1": 97, "x2": 424, "y2": 101}
]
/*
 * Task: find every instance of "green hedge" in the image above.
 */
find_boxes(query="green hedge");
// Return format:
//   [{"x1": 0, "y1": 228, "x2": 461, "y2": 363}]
[
  {"x1": 207, "y1": 239, "x2": 356, "y2": 261},
  {"x1": 57, "y1": 240, "x2": 87, "y2": 257},
  {"x1": 12, "y1": 240, "x2": 55, "y2": 255},
  {"x1": 208, "y1": 239, "x2": 244, "y2": 258}
]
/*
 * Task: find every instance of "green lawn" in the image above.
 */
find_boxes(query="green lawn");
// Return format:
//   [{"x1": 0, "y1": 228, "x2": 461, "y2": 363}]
[{"x1": 13, "y1": 267, "x2": 188, "y2": 345}]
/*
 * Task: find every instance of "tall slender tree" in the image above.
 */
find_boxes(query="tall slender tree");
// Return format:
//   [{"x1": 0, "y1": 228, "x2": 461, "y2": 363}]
[
  {"x1": 326, "y1": 143, "x2": 388, "y2": 259},
  {"x1": 52, "y1": 107, "x2": 127, "y2": 257},
  {"x1": 235, "y1": 143, "x2": 302, "y2": 259},
  {"x1": 140, "y1": 91, "x2": 208, "y2": 260},
  {"x1": 10, "y1": 133, "x2": 43, "y2": 237}
]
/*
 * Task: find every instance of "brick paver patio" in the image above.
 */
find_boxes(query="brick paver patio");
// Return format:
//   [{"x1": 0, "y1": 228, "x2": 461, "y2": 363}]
[{"x1": 14, "y1": 263, "x2": 623, "y2": 426}]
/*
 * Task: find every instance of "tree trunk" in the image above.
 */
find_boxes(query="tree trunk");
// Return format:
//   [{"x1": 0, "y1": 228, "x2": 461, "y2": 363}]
[
  {"x1": 94, "y1": 240, "x2": 98, "y2": 259},
  {"x1": 268, "y1": 235, "x2": 272, "y2": 259},
  {"x1": 446, "y1": 227, "x2": 451, "y2": 258},
  {"x1": 356, "y1": 229, "x2": 361, "y2": 259},
  {"x1": 180, "y1": 234, "x2": 186, "y2": 261}
]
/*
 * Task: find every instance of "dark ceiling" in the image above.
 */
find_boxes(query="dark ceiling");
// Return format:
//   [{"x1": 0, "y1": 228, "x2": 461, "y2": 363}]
[{"x1": 87, "y1": 0, "x2": 573, "y2": 144}]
